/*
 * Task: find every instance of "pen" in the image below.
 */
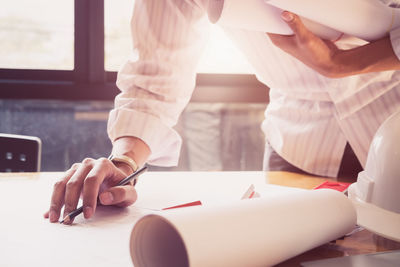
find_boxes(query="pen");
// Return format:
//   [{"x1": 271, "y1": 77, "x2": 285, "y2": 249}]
[{"x1": 60, "y1": 166, "x2": 148, "y2": 224}]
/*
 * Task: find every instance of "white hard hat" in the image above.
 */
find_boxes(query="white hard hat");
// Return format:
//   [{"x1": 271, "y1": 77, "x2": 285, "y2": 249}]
[{"x1": 348, "y1": 109, "x2": 400, "y2": 242}]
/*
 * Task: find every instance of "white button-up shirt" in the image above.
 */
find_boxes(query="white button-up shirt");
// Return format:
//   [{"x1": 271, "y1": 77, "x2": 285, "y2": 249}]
[{"x1": 108, "y1": 0, "x2": 400, "y2": 177}]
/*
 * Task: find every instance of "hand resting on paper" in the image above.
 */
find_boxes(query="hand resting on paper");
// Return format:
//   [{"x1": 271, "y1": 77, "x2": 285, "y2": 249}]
[
  {"x1": 44, "y1": 136, "x2": 150, "y2": 224},
  {"x1": 267, "y1": 11, "x2": 400, "y2": 78}
]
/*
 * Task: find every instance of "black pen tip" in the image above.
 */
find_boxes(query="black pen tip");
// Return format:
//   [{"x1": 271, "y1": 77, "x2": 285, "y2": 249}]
[{"x1": 60, "y1": 215, "x2": 71, "y2": 224}]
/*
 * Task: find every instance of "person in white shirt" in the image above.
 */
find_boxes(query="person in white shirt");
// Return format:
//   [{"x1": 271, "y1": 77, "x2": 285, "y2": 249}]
[{"x1": 45, "y1": 1, "x2": 400, "y2": 224}]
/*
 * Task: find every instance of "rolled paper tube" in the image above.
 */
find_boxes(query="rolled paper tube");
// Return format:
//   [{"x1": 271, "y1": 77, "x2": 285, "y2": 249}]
[
  {"x1": 207, "y1": 0, "x2": 342, "y2": 40},
  {"x1": 130, "y1": 189, "x2": 356, "y2": 267},
  {"x1": 266, "y1": 0, "x2": 400, "y2": 41}
]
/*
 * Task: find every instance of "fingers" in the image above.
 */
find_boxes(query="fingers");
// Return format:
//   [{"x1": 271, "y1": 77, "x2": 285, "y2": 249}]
[
  {"x1": 62, "y1": 158, "x2": 95, "y2": 221},
  {"x1": 99, "y1": 185, "x2": 137, "y2": 207},
  {"x1": 267, "y1": 11, "x2": 313, "y2": 47},
  {"x1": 81, "y1": 158, "x2": 116, "y2": 219},
  {"x1": 45, "y1": 157, "x2": 136, "y2": 224},
  {"x1": 266, "y1": 12, "x2": 299, "y2": 50},
  {"x1": 281, "y1": 11, "x2": 303, "y2": 35},
  {"x1": 43, "y1": 210, "x2": 49, "y2": 218},
  {"x1": 267, "y1": 11, "x2": 324, "y2": 56},
  {"x1": 47, "y1": 165, "x2": 78, "y2": 223},
  {"x1": 267, "y1": 32, "x2": 295, "y2": 50}
]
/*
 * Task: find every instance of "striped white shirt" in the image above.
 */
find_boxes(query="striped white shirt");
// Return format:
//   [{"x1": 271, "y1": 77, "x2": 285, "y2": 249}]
[{"x1": 108, "y1": 0, "x2": 400, "y2": 177}]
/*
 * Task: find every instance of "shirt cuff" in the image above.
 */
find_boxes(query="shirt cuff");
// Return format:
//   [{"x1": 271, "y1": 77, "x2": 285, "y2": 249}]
[
  {"x1": 390, "y1": 26, "x2": 400, "y2": 60},
  {"x1": 107, "y1": 108, "x2": 182, "y2": 167}
]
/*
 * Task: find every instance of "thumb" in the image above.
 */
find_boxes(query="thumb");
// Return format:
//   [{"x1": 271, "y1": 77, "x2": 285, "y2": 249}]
[
  {"x1": 99, "y1": 185, "x2": 137, "y2": 207},
  {"x1": 281, "y1": 11, "x2": 308, "y2": 38}
]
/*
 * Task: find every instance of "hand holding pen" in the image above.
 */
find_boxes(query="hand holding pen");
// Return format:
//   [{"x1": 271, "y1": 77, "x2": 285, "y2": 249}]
[
  {"x1": 44, "y1": 158, "x2": 148, "y2": 224},
  {"x1": 60, "y1": 166, "x2": 148, "y2": 224}
]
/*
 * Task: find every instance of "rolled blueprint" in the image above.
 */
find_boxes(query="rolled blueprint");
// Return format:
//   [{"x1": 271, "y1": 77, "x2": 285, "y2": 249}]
[
  {"x1": 130, "y1": 189, "x2": 356, "y2": 267},
  {"x1": 266, "y1": 0, "x2": 400, "y2": 41},
  {"x1": 207, "y1": 0, "x2": 343, "y2": 40}
]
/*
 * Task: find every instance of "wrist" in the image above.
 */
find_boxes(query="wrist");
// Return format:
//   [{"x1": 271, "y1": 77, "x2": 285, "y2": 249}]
[
  {"x1": 330, "y1": 36, "x2": 400, "y2": 77},
  {"x1": 112, "y1": 161, "x2": 138, "y2": 186},
  {"x1": 112, "y1": 136, "x2": 151, "y2": 167},
  {"x1": 114, "y1": 162, "x2": 135, "y2": 176},
  {"x1": 331, "y1": 50, "x2": 361, "y2": 77},
  {"x1": 108, "y1": 154, "x2": 138, "y2": 174},
  {"x1": 323, "y1": 49, "x2": 355, "y2": 78}
]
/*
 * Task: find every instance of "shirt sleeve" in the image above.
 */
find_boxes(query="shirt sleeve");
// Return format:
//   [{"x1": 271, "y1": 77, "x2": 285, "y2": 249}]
[
  {"x1": 107, "y1": 0, "x2": 210, "y2": 166},
  {"x1": 390, "y1": 26, "x2": 400, "y2": 60}
]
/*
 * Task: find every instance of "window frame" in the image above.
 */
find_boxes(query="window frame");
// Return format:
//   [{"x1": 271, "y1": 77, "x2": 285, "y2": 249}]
[{"x1": 0, "y1": 0, "x2": 268, "y2": 103}]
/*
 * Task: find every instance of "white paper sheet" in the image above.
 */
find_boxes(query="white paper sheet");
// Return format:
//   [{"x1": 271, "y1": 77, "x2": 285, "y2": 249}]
[
  {"x1": 130, "y1": 189, "x2": 357, "y2": 267},
  {"x1": 266, "y1": 0, "x2": 400, "y2": 41},
  {"x1": 0, "y1": 172, "x2": 277, "y2": 267},
  {"x1": 0, "y1": 176, "x2": 150, "y2": 267},
  {"x1": 0, "y1": 172, "x2": 356, "y2": 267},
  {"x1": 208, "y1": 0, "x2": 400, "y2": 41},
  {"x1": 134, "y1": 171, "x2": 271, "y2": 209},
  {"x1": 208, "y1": 0, "x2": 342, "y2": 40}
]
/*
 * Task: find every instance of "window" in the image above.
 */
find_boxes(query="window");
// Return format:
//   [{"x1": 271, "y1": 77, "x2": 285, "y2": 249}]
[
  {"x1": 104, "y1": 0, "x2": 253, "y2": 74},
  {"x1": 0, "y1": 0, "x2": 74, "y2": 70},
  {"x1": 0, "y1": 0, "x2": 265, "y2": 103},
  {"x1": 0, "y1": 0, "x2": 268, "y2": 171},
  {"x1": 104, "y1": 0, "x2": 132, "y2": 71}
]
